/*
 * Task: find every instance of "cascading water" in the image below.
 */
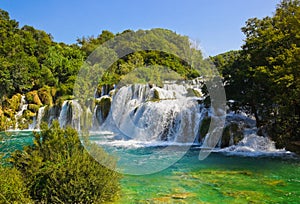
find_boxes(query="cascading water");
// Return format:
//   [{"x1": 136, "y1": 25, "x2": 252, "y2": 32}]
[
  {"x1": 97, "y1": 84, "x2": 206, "y2": 144},
  {"x1": 58, "y1": 101, "x2": 69, "y2": 128},
  {"x1": 58, "y1": 100, "x2": 82, "y2": 130},
  {"x1": 15, "y1": 95, "x2": 28, "y2": 130},
  {"x1": 35, "y1": 106, "x2": 46, "y2": 130},
  {"x1": 217, "y1": 133, "x2": 289, "y2": 156},
  {"x1": 90, "y1": 83, "x2": 290, "y2": 156},
  {"x1": 7, "y1": 84, "x2": 289, "y2": 156},
  {"x1": 28, "y1": 106, "x2": 46, "y2": 130}
]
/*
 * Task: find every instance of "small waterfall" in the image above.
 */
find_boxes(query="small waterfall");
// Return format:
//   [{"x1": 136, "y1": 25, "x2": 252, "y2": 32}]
[
  {"x1": 71, "y1": 100, "x2": 82, "y2": 130},
  {"x1": 28, "y1": 106, "x2": 46, "y2": 130},
  {"x1": 92, "y1": 96, "x2": 112, "y2": 129},
  {"x1": 58, "y1": 100, "x2": 82, "y2": 130},
  {"x1": 236, "y1": 134, "x2": 277, "y2": 152},
  {"x1": 15, "y1": 95, "x2": 28, "y2": 129},
  {"x1": 48, "y1": 105, "x2": 61, "y2": 126},
  {"x1": 35, "y1": 106, "x2": 46, "y2": 130},
  {"x1": 58, "y1": 101, "x2": 69, "y2": 128},
  {"x1": 28, "y1": 117, "x2": 36, "y2": 130}
]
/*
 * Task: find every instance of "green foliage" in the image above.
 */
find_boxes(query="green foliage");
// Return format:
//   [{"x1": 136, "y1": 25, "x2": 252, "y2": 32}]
[
  {"x1": 10, "y1": 121, "x2": 121, "y2": 203},
  {"x1": 0, "y1": 165, "x2": 33, "y2": 203},
  {"x1": 0, "y1": 9, "x2": 208, "y2": 130},
  {"x1": 213, "y1": 0, "x2": 300, "y2": 149},
  {"x1": 7, "y1": 93, "x2": 22, "y2": 111},
  {"x1": 28, "y1": 104, "x2": 40, "y2": 113}
]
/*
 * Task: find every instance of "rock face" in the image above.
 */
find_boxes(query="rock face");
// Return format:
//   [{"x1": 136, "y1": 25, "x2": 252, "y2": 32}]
[{"x1": 93, "y1": 96, "x2": 112, "y2": 127}]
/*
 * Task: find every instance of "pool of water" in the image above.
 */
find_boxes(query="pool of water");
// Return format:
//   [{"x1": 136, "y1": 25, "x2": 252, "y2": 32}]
[
  {"x1": 1, "y1": 131, "x2": 299, "y2": 203},
  {"x1": 117, "y1": 149, "x2": 300, "y2": 203}
]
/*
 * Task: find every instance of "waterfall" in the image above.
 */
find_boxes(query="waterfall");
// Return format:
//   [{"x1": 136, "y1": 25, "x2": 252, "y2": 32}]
[
  {"x1": 15, "y1": 95, "x2": 28, "y2": 130},
  {"x1": 28, "y1": 117, "x2": 36, "y2": 130},
  {"x1": 58, "y1": 100, "x2": 82, "y2": 130},
  {"x1": 35, "y1": 106, "x2": 46, "y2": 130},
  {"x1": 8, "y1": 84, "x2": 286, "y2": 155},
  {"x1": 58, "y1": 101, "x2": 69, "y2": 128},
  {"x1": 99, "y1": 84, "x2": 206, "y2": 143},
  {"x1": 28, "y1": 106, "x2": 46, "y2": 130},
  {"x1": 71, "y1": 100, "x2": 82, "y2": 130},
  {"x1": 48, "y1": 105, "x2": 61, "y2": 126}
]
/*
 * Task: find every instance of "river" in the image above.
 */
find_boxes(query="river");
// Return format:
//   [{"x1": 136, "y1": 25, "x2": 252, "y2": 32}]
[{"x1": 1, "y1": 131, "x2": 299, "y2": 203}]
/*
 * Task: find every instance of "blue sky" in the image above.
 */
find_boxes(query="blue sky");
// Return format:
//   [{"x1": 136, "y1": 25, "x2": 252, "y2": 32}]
[{"x1": 0, "y1": 0, "x2": 280, "y2": 56}]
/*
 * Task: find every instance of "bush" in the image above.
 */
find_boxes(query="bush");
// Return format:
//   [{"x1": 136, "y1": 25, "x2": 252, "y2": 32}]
[
  {"x1": 10, "y1": 121, "x2": 121, "y2": 203},
  {"x1": 0, "y1": 165, "x2": 33, "y2": 203}
]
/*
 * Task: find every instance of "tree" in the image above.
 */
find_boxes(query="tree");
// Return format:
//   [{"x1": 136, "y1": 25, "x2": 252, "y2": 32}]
[{"x1": 221, "y1": 0, "x2": 300, "y2": 148}]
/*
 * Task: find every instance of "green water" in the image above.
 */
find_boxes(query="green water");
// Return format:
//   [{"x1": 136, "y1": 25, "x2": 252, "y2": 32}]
[
  {"x1": 117, "y1": 149, "x2": 300, "y2": 203},
  {"x1": 1, "y1": 131, "x2": 300, "y2": 203}
]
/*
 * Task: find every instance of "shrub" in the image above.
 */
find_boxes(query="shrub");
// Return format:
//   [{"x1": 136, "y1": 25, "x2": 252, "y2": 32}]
[
  {"x1": 0, "y1": 165, "x2": 33, "y2": 203},
  {"x1": 10, "y1": 121, "x2": 121, "y2": 203}
]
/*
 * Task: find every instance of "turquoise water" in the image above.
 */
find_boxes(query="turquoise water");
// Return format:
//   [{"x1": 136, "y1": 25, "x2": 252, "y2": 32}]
[
  {"x1": 1, "y1": 131, "x2": 300, "y2": 203},
  {"x1": 0, "y1": 131, "x2": 34, "y2": 158},
  {"x1": 117, "y1": 149, "x2": 300, "y2": 203}
]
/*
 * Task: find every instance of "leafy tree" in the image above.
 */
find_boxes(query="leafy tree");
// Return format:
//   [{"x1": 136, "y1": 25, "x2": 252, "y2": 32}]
[
  {"x1": 217, "y1": 0, "x2": 300, "y2": 148},
  {"x1": 77, "y1": 30, "x2": 115, "y2": 55}
]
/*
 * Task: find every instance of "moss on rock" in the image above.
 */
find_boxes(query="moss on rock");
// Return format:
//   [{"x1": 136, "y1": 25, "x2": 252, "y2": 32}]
[
  {"x1": 25, "y1": 91, "x2": 42, "y2": 106},
  {"x1": 222, "y1": 126, "x2": 231, "y2": 148},
  {"x1": 96, "y1": 97, "x2": 112, "y2": 121},
  {"x1": 186, "y1": 88, "x2": 202, "y2": 97},
  {"x1": 28, "y1": 104, "x2": 40, "y2": 113},
  {"x1": 55, "y1": 95, "x2": 74, "y2": 107},
  {"x1": 38, "y1": 86, "x2": 53, "y2": 106},
  {"x1": 8, "y1": 93, "x2": 22, "y2": 112},
  {"x1": 153, "y1": 89, "x2": 160, "y2": 100},
  {"x1": 23, "y1": 110, "x2": 36, "y2": 120},
  {"x1": 221, "y1": 123, "x2": 244, "y2": 148},
  {"x1": 147, "y1": 88, "x2": 160, "y2": 102},
  {"x1": 199, "y1": 116, "x2": 211, "y2": 142}
]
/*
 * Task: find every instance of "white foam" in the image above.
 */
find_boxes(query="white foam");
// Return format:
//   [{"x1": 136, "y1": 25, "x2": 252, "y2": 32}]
[
  {"x1": 94, "y1": 139, "x2": 195, "y2": 148},
  {"x1": 216, "y1": 134, "x2": 292, "y2": 156}
]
